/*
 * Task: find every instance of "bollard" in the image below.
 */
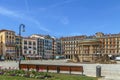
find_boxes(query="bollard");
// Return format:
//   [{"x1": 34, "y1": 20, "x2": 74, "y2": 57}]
[
  {"x1": 57, "y1": 66, "x2": 60, "y2": 73},
  {"x1": 46, "y1": 66, "x2": 49, "y2": 72},
  {"x1": 96, "y1": 65, "x2": 101, "y2": 77}
]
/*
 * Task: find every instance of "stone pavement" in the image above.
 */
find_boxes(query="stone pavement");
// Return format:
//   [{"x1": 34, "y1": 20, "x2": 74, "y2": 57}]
[
  {"x1": 0, "y1": 60, "x2": 120, "y2": 80},
  {"x1": 21, "y1": 60, "x2": 120, "y2": 80},
  {"x1": 0, "y1": 61, "x2": 19, "y2": 69}
]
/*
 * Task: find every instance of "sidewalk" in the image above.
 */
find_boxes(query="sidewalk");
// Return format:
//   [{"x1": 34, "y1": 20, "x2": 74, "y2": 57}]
[{"x1": 21, "y1": 60, "x2": 120, "y2": 79}]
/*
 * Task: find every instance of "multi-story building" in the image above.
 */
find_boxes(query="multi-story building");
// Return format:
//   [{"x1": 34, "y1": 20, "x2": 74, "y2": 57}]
[
  {"x1": 3, "y1": 28, "x2": 120, "y2": 62},
  {"x1": 37, "y1": 38, "x2": 44, "y2": 57},
  {"x1": 53, "y1": 38, "x2": 62, "y2": 56},
  {"x1": 15, "y1": 35, "x2": 21, "y2": 58},
  {"x1": 22, "y1": 37, "x2": 38, "y2": 60},
  {"x1": 44, "y1": 38, "x2": 53, "y2": 59},
  {"x1": 96, "y1": 32, "x2": 120, "y2": 55},
  {"x1": 0, "y1": 29, "x2": 16, "y2": 60},
  {"x1": 30, "y1": 34, "x2": 54, "y2": 59},
  {"x1": 60, "y1": 35, "x2": 86, "y2": 60},
  {"x1": 61, "y1": 32, "x2": 120, "y2": 62}
]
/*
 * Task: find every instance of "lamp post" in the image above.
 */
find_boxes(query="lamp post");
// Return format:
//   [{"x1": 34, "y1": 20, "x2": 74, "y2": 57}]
[
  {"x1": 18, "y1": 24, "x2": 25, "y2": 69},
  {"x1": 19, "y1": 24, "x2": 25, "y2": 58}
]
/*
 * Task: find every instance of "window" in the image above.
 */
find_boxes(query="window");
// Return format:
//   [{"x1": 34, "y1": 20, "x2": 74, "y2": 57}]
[
  {"x1": 24, "y1": 46, "x2": 27, "y2": 49},
  {"x1": 24, "y1": 51, "x2": 26, "y2": 53},
  {"x1": 24, "y1": 41, "x2": 27, "y2": 44},
  {"x1": 117, "y1": 50, "x2": 119, "y2": 53},
  {"x1": 33, "y1": 51, "x2": 36, "y2": 54},
  {"x1": 110, "y1": 42, "x2": 111, "y2": 44},
  {"x1": 29, "y1": 46, "x2": 31, "y2": 48},
  {"x1": 33, "y1": 42, "x2": 36, "y2": 45},
  {"x1": 9, "y1": 36, "x2": 11, "y2": 39},
  {"x1": 113, "y1": 51, "x2": 115, "y2": 53},
  {"x1": 29, "y1": 41, "x2": 31, "y2": 45},
  {"x1": 106, "y1": 51, "x2": 108, "y2": 53},
  {"x1": 33, "y1": 47, "x2": 36, "y2": 50},
  {"x1": 110, "y1": 51, "x2": 111, "y2": 53},
  {"x1": 6, "y1": 36, "x2": 8, "y2": 38},
  {"x1": 106, "y1": 45, "x2": 108, "y2": 48},
  {"x1": 29, "y1": 51, "x2": 31, "y2": 54},
  {"x1": 12, "y1": 36, "x2": 14, "y2": 39}
]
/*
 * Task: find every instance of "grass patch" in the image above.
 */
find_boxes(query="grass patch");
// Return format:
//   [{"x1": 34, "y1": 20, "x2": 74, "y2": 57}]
[
  {"x1": 0, "y1": 75, "x2": 38, "y2": 80},
  {"x1": 49, "y1": 73, "x2": 97, "y2": 80},
  {"x1": 0, "y1": 73, "x2": 97, "y2": 80}
]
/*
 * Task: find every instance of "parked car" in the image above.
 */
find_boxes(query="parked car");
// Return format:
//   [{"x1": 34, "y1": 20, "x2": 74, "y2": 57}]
[
  {"x1": 115, "y1": 56, "x2": 120, "y2": 61},
  {"x1": 0, "y1": 56, "x2": 5, "y2": 61}
]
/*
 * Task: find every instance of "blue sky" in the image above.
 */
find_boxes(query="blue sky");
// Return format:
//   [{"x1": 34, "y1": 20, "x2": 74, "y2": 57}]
[{"x1": 0, "y1": 0, "x2": 120, "y2": 37}]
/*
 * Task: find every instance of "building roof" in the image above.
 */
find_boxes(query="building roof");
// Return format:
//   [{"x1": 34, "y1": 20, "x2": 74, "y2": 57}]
[
  {"x1": 0, "y1": 29, "x2": 15, "y2": 33},
  {"x1": 60, "y1": 35, "x2": 87, "y2": 41},
  {"x1": 80, "y1": 39, "x2": 100, "y2": 43},
  {"x1": 23, "y1": 37, "x2": 37, "y2": 40}
]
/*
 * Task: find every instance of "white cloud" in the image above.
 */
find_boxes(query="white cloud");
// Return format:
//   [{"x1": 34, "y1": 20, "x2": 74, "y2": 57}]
[
  {"x1": 0, "y1": 7, "x2": 21, "y2": 18},
  {"x1": 47, "y1": 0, "x2": 77, "y2": 9},
  {"x1": 38, "y1": 0, "x2": 78, "y2": 11},
  {"x1": 0, "y1": 6, "x2": 50, "y2": 33},
  {"x1": 33, "y1": 20, "x2": 50, "y2": 32}
]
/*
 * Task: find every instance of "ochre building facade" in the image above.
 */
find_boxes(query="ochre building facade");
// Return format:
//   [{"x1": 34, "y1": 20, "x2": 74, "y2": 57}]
[{"x1": 61, "y1": 32, "x2": 120, "y2": 62}]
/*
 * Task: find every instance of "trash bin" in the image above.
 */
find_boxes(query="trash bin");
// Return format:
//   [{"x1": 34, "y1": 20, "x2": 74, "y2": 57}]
[{"x1": 96, "y1": 65, "x2": 101, "y2": 77}]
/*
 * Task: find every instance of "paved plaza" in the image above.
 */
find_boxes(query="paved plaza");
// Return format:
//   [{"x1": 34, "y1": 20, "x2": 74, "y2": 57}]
[{"x1": 0, "y1": 60, "x2": 120, "y2": 80}]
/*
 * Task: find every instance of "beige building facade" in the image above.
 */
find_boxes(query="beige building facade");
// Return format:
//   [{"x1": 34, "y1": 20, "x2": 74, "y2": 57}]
[
  {"x1": 22, "y1": 37, "x2": 38, "y2": 59},
  {"x1": 0, "y1": 29, "x2": 16, "y2": 60}
]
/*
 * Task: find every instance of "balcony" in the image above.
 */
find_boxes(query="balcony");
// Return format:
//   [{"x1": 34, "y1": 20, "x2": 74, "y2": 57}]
[
  {"x1": 6, "y1": 50, "x2": 16, "y2": 53},
  {"x1": 5, "y1": 42, "x2": 16, "y2": 47}
]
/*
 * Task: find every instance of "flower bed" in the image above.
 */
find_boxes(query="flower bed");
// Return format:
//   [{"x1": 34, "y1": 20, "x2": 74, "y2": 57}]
[
  {"x1": 0, "y1": 67, "x2": 97, "y2": 80},
  {"x1": 0, "y1": 68, "x2": 52, "y2": 79}
]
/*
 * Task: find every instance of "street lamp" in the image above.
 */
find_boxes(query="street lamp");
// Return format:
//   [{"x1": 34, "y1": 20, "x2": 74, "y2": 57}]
[
  {"x1": 18, "y1": 24, "x2": 25, "y2": 70},
  {"x1": 19, "y1": 24, "x2": 25, "y2": 36},
  {"x1": 19, "y1": 24, "x2": 25, "y2": 58}
]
